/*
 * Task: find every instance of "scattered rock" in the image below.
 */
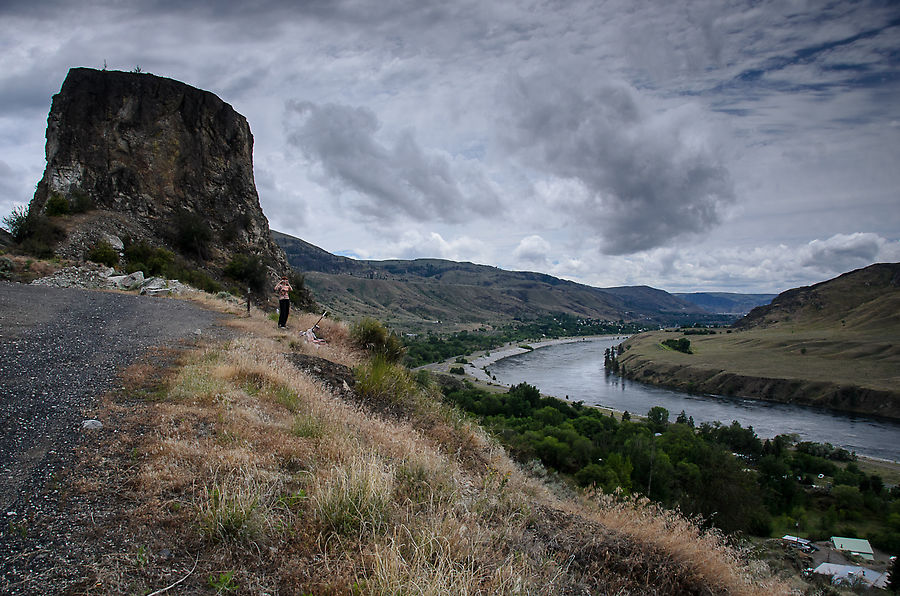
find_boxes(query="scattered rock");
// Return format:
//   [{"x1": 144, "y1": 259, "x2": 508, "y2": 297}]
[{"x1": 107, "y1": 270, "x2": 144, "y2": 290}]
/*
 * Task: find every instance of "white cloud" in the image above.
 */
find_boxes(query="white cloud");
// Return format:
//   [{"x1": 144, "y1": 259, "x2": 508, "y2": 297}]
[
  {"x1": 352, "y1": 229, "x2": 488, "y2": 263},
  {"x1": 513, "y1": 235, "x2": 551, "y2": 266}
]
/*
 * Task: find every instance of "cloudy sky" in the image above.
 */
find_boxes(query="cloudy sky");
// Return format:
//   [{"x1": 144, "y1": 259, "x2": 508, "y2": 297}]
[{"x1": 1, "y1": 0, "x2": 899, "y2": 293}]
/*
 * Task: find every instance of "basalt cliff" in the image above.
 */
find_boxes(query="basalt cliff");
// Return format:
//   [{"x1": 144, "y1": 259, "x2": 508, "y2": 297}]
[{"x1": 29, "y1": 67, "x2": 289, "y2": 276}]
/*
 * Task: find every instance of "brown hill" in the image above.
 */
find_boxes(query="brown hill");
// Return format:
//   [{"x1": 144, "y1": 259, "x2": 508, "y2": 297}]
[
  {"x1": 273, "y1": 231, "x2": 716, "y2": 332},
  {"x1": 618, "y1": 263, "x2": 900, "y2": 419},
  {"x1": 736, "y1": 262, "x2": 900, "y2": 331}
]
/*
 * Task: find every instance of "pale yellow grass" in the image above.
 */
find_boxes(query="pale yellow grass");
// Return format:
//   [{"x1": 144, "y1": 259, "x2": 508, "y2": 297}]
[{"x1": 91, "y1": 294, "x2": 787, "y2": 593}]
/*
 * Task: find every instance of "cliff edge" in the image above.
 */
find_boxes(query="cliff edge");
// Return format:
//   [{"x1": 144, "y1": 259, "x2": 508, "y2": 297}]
[{"x1": 29, "y1": 67, "x2": 289, "y2": 275}]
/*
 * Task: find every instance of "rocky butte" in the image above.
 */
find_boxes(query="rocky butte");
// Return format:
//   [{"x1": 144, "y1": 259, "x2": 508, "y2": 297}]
[{"x1": 29, "y1": 67, "x2": 289, "y2": 276}]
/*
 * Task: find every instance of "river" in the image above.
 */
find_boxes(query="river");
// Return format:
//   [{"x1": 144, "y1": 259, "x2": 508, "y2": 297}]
[{"x1": 485, "y1": 337, "x2": 900, "y2": 462}]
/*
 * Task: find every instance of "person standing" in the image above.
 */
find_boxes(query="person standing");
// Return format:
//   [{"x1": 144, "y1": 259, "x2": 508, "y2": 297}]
[{"x1": 274, "y1": 275, "x2": 293, "y2": 328}]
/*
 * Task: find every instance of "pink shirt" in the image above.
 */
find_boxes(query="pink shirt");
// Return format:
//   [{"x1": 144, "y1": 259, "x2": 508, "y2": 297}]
[{"x1": 274, "y1": 280, "x2": 292, "y2": 300}]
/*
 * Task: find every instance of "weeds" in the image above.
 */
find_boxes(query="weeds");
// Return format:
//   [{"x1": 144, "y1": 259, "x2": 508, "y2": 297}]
[
  {"x1": 207, "y1": 570, "x2": 238, "y2": 592},
  {"x1": 313, "y1": 455, "x2": 394, "y2": 537},
  {"x1": 72, "y1": 300, "x2": 781, "y2": 594}
]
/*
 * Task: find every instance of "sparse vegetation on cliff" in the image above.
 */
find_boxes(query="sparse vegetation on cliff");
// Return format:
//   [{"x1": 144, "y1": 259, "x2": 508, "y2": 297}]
[{"x1": 51, "y1": 299, "x2": 781, "y2": 594}]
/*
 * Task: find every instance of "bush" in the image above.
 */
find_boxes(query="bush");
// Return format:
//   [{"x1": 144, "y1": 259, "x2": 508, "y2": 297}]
[
  {"x1": 86, "y1": 241, "x2": 119, "y2": 267},
  {"x1": 287, "y1": 272, "x2": 317, "y2": 312},
  {"x1": 172, "y1": 211, "x2": 212, "y2": 259},
  {"x1": 2, "y1": 206, "x2": 29, "y2": 241},
  {"x1": 14, "y1": 210, "x2": 65, "y2": 258},
  {"x1": 224, "y1": 254, "x2": 268, "y2": 293},
  {"x1": 44, "y1": 193, "x2": 70, "y2": 216},
  {"x1": 123, "y1": 241, "x2": 175, "y2": 277},
  {"x1": 350, "y1": 318, "x2": 406, "y2": 363},
  {"x1": 662, "y1": 338, "x2": 692, "y2": 354},
  {"x1": 69, "y1": 189, "x2": 95, "y2": 213},
  {"x1": 0, "y1": 256, "x2": 12, "y2": 280},
  {"x1": 449, "y1": 366, "x2": 465, "y2": 375}
]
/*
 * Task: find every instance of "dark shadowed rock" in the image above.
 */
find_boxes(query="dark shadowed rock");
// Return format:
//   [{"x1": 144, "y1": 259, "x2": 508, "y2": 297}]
[{"x1": 30, "y1": 67, "x2": 289, "y2": 275}]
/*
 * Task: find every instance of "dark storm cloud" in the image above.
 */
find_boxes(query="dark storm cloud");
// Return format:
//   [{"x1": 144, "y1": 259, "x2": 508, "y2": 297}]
[
  {"x1": 502, "y1": 70, "x2": 734, "y2": 254},
  {"x1": 284, "y1": 100, "x2": 501, "y2": 224}
]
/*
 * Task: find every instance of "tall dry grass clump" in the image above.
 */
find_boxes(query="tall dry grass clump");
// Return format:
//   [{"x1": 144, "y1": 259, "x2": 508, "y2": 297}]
[{"x1": 75, "y1": 296, "x2": 785, "y2": 594}]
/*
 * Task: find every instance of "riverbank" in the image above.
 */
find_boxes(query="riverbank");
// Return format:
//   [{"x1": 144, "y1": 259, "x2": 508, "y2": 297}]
[
  {"x1": 616, "y1": 331, "x2": 900, "y2": 421},
  {"x1": 419, "y1": 335, "x2": 623, "y2": 388}
]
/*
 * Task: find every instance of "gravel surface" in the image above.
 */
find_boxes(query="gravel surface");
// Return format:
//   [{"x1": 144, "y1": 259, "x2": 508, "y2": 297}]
[{"x1": 0, "y1": 281, "x2": 230, "y2": 592}]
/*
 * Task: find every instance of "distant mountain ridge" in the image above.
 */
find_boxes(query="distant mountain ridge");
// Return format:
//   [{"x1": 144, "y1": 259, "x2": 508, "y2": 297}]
[
  {"x1": 273, "y1": 230, "x2": 736, "y2": 332},
  {"x1": 675, "y1": 292, "x2": 776, "y2": 315}
]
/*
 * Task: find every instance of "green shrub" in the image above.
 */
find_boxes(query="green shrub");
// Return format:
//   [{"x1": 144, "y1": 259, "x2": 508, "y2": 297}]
[
  {"x1": 44, "y1": 193, "x2": 70, "y2": 216},
  {"x1": 16, "y1": 212, "x2": 65, "y2": 258},
  {"x1": 224, "y1": 254, "x2": 268, "y2": 293},
  {"x1": 662, "y1": 338, "x2": 692, "y2": 354},
  {"x1": 172, "y1": 211, "x2": 212, "y2": 259},
  {"x1": 288, "y1": 272, "x2": 317, "y2": 312},
  {"x1": 122, "y1": 239, "x2": 222, "y2": 293},
  {"x1": 86, "y1": 241, "x2": 119, "y2": 267},
  {"x1": 123, "y1": 241, "x2": 175, "y2": 276},
  {"x1": 449, "y1": 366, "x2": 465, "y2": 375},
  {"x1": 2, "y1": 206, "x2": 29, "y2": 241},
  {"x1": 350, "y1": 318, "x2": 406, "y2": 363},
  {"x1": 69, "y1": 189, "x2": 95, "y2": 213},
  {"x1": 0, "y1": 256, "x2": 12, "y2": 280}
]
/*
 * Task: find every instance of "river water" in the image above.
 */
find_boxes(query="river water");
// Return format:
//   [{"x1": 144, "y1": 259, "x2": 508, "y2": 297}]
[{"x1": 486, "y1": 337, "x2": 900, "y2": 462}]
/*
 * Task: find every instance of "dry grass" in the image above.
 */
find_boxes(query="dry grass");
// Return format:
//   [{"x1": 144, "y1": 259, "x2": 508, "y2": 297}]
[
  {"x1": 68, "y1": 294, "x2": 788, "y2": 594},
  {"x1": 623, "y1": 327, "x2": 900, "y2": 392}
]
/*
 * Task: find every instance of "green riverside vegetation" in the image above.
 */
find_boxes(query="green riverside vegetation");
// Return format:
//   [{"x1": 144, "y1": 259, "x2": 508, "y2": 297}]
[
  {"x1": 403, "y1": 313, "x2": 647, "y2": 367},
  {"x1": 440, "y1": 379, "x2": 900, "y2": 549}
]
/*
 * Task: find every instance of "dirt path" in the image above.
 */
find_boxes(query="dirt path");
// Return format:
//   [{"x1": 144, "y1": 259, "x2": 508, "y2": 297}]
[{"x1": 0, "y1": 282, "x2": 229, "y2": 591}]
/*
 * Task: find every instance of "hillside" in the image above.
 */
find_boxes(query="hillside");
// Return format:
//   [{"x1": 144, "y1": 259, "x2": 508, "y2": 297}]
[
  {"x1": 616, "y1": 263, "x2": 900, "y2": 419},
  {"x1": 274, "y1": 231, "x2": 721, "y2": 332},
  {"x1": 675, "y1": 292, "x2": 776, "y2": 315},
  {"x1": 0, "y1": 281, "x2": 783, "y2": 593}
]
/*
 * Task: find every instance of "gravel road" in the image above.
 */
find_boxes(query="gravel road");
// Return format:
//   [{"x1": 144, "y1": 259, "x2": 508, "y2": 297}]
[{"x1": 0, "y1": 281, "x2": 229, "y2": 589}]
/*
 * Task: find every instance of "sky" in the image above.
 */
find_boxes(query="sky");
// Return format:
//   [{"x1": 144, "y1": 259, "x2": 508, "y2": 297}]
[{"x1": 1, "y1": 0, "x2": 899, "y2": 294}]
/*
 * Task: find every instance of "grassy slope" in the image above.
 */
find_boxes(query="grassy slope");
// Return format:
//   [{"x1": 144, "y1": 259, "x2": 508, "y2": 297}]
[
  {"x1": 618, "y1": 264, "x2": 900, "y2": 419},
  {"x1": 50, "y1": 293, "x2": 785, "y2": 594}
]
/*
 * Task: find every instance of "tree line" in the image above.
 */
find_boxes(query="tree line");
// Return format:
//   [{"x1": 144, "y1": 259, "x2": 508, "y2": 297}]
[{"x1": 440, "y1": 381, "x2": 900, "y2": 548}]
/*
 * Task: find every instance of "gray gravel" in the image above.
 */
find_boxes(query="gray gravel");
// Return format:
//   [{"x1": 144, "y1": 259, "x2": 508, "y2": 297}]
[{"x1": 0, "y1": 281, "x2": 229, "y2": 592}]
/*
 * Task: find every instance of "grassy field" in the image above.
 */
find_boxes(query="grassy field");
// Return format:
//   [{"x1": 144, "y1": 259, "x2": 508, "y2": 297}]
[
  {"x1": 622, "y1": 325, "x2": 900, "y2": 393},
  {"x1": 42, "y1": 291, "x2": 789, "y2": 594}
]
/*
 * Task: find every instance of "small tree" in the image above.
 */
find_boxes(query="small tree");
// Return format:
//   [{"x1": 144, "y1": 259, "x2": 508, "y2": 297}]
[
  {"x1": 44, "y1": 193, "x2": 70, "y2": 216},
  {"x1": 224, "y1": 254, "x2": 268, "y2": 293},
  {"x1": 647, "y1": 406, "x2": 669, "y2": 433},
  {"x1": 2, "y1": 205, "x2": 29, "y2": 240}
]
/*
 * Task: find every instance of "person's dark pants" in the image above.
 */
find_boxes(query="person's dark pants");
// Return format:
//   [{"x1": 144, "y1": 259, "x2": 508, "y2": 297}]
[{"x1": 278, "y1": 299, "x2": 290, "y2": 327}]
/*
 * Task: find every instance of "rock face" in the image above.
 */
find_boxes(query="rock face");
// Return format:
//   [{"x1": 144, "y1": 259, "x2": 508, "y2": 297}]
[{"x1": 30, "y1": 67, "x2": 290, "y2": 274}]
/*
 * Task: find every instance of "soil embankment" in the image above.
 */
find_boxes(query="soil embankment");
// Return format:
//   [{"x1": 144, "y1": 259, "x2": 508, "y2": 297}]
[
  {"x1": 617, "y1": 331, "x2": 900, "y2": 421},
  {"x1": 0, "y1": 282, "x2": 229, "y2": 588}
]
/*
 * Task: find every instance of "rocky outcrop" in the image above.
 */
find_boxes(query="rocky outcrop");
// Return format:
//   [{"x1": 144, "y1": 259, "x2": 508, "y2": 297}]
[{"x1": 30, "y1": 67, "x2": 290, "y2": 275}]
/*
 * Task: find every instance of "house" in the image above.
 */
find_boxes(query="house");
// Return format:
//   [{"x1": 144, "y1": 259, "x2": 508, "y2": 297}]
[
  {"x1": 831, "y1": 536, "x2": 875, "y2": 561},
  {"x1": 781, "y1": 535, "x2": 815, "y2": 552},
  {"x1": 812, "y1": 563, "x2": 888, "y2": 589}
]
